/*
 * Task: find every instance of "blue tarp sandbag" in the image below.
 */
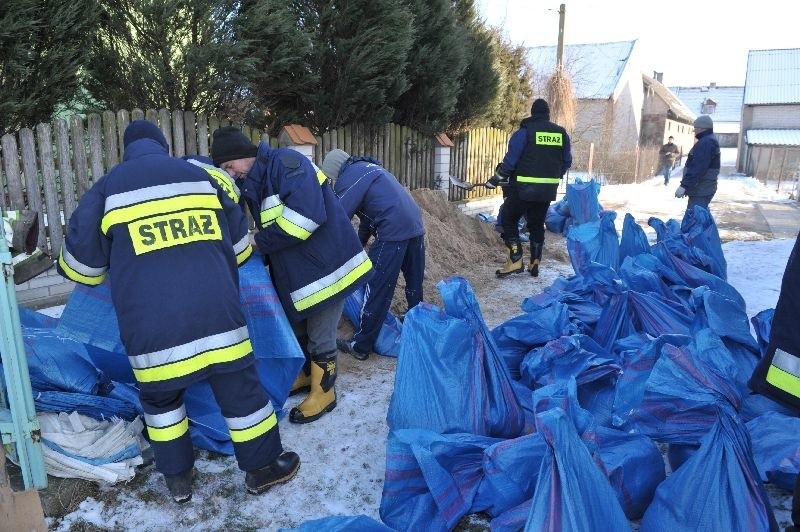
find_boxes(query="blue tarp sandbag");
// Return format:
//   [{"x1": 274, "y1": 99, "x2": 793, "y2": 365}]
[
  {"x1": 18, "y1": 307, "x2": 59, "y2": 329},
  {"x1": 388, "y1": 278, "x2": 525, "y2": 438},
  {"x1": 519, "y1": 334, "x2": 619, "y2": 391},
  {"x1": 680, "y1": 204, "x2": 727, "y2": 280},
  {"x1": 628, "y1": 290, "x2": 693, "y2": 337},
  {"x1": 746, "y1": 411, "x2": 800, "y2": 491},
  {"x1": 640, "y1": 408, "x2": 778, "y2": 532},
  {"x1": 490, "y1": 301, "x2": 579, "y2": 379},
  {"x1": 522, "y1": 290, "x2": 602, "y2": 330},
  {"x1": 342, "y1": 287, "x2": 403, "y2": 357},
  {"x1": 279, "y1": 515, "x2": 394, "y2": 532},
  {"x1": 566, "y1": 214, "x2": 620, "y2": 275},
  {"x1": 751, "y1": 309, "x2": 774, "y2": 358},
  {"x1": 380, "y1": 428, "x2": 499, "y2": 532},
  {"x1": 481, "y1": 432, "x2": 548, "y2": 517},
  {"x1": 545, "y1": 202, "x2": 567, "y2": 235},
  {"x1": 525, "y1": 408, "x2": 631, "y2": 531},
  {"x1": 32, "y1": 390, "x2": 139, "y2": 421},
  {"x1": 618, "y1": 254, "x2": 677, "y2": 302},
  {"x1": 565, "y1": 179, "x2": 601, "y2": 225},
  {"x1": 619, "y1": 213, "x2": 650, "y2": 263}
]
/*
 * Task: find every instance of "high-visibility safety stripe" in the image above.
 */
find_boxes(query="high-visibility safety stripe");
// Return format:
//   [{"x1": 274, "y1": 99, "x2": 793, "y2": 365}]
[
  {"x1": 102, "y1": 181, "x2": 221, "y2": 233},
  {"x1": 129, "y1": 326, "x2": 251, "y2": 383},
  {"x1": 260, "y1": 195, "x2": 283, "y2": 226},
  {"x1": 233, "y1": 234, "x2": 253, "y2": 265},
  {"x1": 766, "y1": 348, "x2": 800, "y2": 398},
  {"x1": 186, "y1": 159, "x2": 241, "y2": 203},
  {"x1": 226, "y1": 404, "x2": 278, "y2": 443},
  {"x1": 535, "y1": 132, "x2": 563, "y2": 146},
  {"x1": 516, "y1": 176, "x2": 560, "y2": 184},
  {"x1": 291, "y1": 250, "x2": 372, "y2": 311},
  {"x1": 128, "y1": 208, "x2": 222, "y2": 255},
  {"x1": 315, "y1": 167, "x2": 328, "y2": 184},
  {"x1": 57, "y1": 247, "x2": 107, "y2": 285},
  {"x1": 144, "y1": 406, "x2": 189, "y2": 442},
  {"x1": 276, "y1": 206, "x2": 319, "y2": 240},
  {"x1": 259, "y1": 197, "x2": 319, "y2": 240}
]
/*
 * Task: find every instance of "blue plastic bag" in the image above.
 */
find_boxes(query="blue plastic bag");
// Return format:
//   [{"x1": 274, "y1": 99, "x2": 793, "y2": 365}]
[{"x1": 565, "y1": 179, "x2": 602, "y2": 225}]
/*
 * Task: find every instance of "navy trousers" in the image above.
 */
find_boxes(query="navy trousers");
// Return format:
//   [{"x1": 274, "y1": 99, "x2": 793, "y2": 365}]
[
  {"x1": 501, "y1": 195, "x2": 549, "y2": 245},
  {"x1": 141, "y1": 363, "x2": 282, "y2": 476},
  {"x1": 352, "y1": 235, "x2": 425, "y2": 354}
]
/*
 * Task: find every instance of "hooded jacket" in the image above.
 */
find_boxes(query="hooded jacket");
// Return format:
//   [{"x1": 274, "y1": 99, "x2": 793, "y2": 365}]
[
  {"x1": 333, "y1": 156, "x2": 425, "y2": 244},
  {"x1": 57, "y1": 135, "x2": 254, "y2": 393},
  {"x1": 239, "y1": 143, "x2": 373, "y2": 321}
]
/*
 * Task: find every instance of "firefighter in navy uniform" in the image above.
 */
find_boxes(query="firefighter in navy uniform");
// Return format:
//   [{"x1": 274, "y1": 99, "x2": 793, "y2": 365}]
[
  {"x1": 748, "y1": 232, "x2": 800, "y2": 532},
  {"x1": 57, "y1": 121, "x2": 300, "y2": 503},
  {"x1": 488, "y1": 98, "x2": 572, "y2": 278},
  {"x1": 210, "y1": 127, "x2": 373, "y2": 425}
]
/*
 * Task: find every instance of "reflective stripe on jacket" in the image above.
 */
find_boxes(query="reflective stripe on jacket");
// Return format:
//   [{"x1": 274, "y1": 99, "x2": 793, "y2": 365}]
[
  {"x1": 57, "y1": 138, "x2": 254, "y2": 392},
  {"x1": 239, "y1": 143, "x2": 373, "y2": 321}
]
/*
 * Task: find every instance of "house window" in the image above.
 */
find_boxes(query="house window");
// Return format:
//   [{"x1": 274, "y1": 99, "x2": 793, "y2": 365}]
[{"x1": 701, "y1": 98, "x2": 717, "y2": 114}]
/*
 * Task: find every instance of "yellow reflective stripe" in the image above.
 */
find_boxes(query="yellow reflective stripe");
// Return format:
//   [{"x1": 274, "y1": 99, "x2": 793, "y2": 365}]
[
  {"x1": 101, "y1": 194, "x2": 222, "y2": 234},
  {"x1": 292, "y1": 254, "x2": 373, "y2": 312},
  {"x1": 205, "y1": 168, "x2": 240, "y2": 203},
  {"x1": 516, "y1": 176, "x2": 560, "y2": 184},
  {"x1": 260, "y1": 195, "x2": 283, "y2": 226},
  {"x1": 233, "y1": 234, "x2": 253, "y2": 265},
  {"x1": 766, "y1": 365, "x2": 800, "y2": 398},
  {"x1": 57, "y1": 248, "x2": 107, "y2": 286},
  {"x1": 129, "y1": 209, "x2": 222, "y2": 255},
  {"x1": 146, "y1": 417, "x2": 189, "y2": 442},
  {"x1": 316, "y1": 168, "x2": 328, "y2": 184},
  {"x1": 276, "y1": 215, "x2": 312, "y2": 240},
  {"x1": 229, "y1": 411, "x2": 278, "y2": 443},
  {"x1": 132, "y1": 338, "x2": 252, "y2": 383},
  {"x1": 535, "y1": 132, "x2": 563, "y2": 146}
]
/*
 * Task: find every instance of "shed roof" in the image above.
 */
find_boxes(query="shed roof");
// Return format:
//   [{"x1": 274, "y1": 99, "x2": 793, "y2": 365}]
[
  {"x1": 525, "y1": 40, "x2": 636, "y2": 99},
  {"x1": 279, "y1": 124, "x2": 317, "y2": 145},
  {"x1": 643, "y1": 74, "x2": 695, "y2": 122},
  {"x1": 743, "y1": 48, "x2": 800, "y2": 105},
  {"x1": 670, "y1": 85, "x2": 744, "y2": 123},
  {"x1": 745, "y1": 129, "x2": 800, "y2": 146}
]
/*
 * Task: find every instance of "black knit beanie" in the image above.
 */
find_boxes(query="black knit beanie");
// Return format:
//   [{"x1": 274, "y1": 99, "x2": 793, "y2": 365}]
[
  {"x1": 531, "y1": 98, "x2": 550, "y2": 117},
  {"x1": 211, "y1": 126, "x2": 258, "y2": 166},
  {"x1": 123, "y1": 120, "x2": 169, "y2": 151}
]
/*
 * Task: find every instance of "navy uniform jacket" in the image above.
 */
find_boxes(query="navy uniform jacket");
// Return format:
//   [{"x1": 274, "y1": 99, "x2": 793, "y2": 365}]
[
  {"x1": 238, "y1": 143, "x2": 373, "y2": 322},
  {"x1": 333, "y1": 157, "x2": 424, "y2": 245},
  {"x1": 57, "y1": 138, "x2": 254, "y2": 392},
  {"x1": 499, "y1": 115, "x2": 572, "y2": 202},
  {"x1": 680, "y1": 129, "x2": 720, "y2": 197}
]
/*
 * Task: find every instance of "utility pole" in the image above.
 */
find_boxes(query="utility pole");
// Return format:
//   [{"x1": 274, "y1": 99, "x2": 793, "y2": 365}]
[{"x1": 556, "y1": 4, "x2": 566, "y2": 68}]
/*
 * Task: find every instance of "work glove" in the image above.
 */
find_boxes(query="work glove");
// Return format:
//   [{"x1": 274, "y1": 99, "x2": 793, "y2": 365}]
[
  {"x1": 484, "y1": 177, "x2": 497, "y2": 189},
  {"x1": 486, "y1": 166, "x2": 511, "y2": 189},
  {"x1": 674, "y1": 186, "x2": 686, "y2": 198}
]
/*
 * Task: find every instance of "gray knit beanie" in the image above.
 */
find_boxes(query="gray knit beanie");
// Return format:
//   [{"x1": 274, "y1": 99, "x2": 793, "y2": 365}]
[
  {"x1": 321, "y1": 149, "x2": 351, "y2": 180},
  {"x1": 693, "y1": 115, "x2": 714, "y2": 129}
]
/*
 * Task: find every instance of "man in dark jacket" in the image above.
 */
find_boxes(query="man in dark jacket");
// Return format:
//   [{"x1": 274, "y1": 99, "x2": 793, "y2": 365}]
[
  {"x1": 675, "y1": 115, "x2": 720, "y2": 211},
  {"x1": 488, "y1": 98, "x2": 572, "y2": 277},
  {"x1": 320, "y1": 150, "x2": 425, "y2": 360},
  {"x1": 748, "y1": 232, "x2": 800, "y2": 532},
  {"x1": 211, "y1": 128, "x2": 373, "y2": 424},
  {"x1": 57, "y1": 120, "x2": 299, "y2": 503},
  {"x1": 659, "y1": 136, "x2": 680, "y2": 185}
]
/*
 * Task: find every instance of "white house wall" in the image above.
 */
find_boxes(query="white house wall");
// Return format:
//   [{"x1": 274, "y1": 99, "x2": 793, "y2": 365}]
[{"x1": 749, "y1": 105, "x2": 800, "y2": 128}]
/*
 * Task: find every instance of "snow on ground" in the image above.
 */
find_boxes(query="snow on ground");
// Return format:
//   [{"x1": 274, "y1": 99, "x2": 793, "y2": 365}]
[{"x1": 42, "y1": 167, "x2": 798, "y2": 531}]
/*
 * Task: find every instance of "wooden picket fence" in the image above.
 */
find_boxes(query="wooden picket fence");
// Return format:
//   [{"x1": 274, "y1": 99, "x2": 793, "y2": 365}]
[{"x1": 1, "y1": 108, "x2": 509, "y2": 257}]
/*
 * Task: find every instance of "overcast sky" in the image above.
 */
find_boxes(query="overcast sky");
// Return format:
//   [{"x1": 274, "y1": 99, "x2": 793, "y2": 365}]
[{"x1": 475, "y1": 0, "x2": 800, "y2": 87}]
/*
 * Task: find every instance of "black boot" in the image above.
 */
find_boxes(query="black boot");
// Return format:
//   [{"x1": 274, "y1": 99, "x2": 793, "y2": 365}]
[
  {"x1": 529, "y1": 242, "x2": 543, "y2": 277},
  {"x1": 245, "y1": 451, "x2": 300, "y2": 495},
  {"x1": 164, "y1": 468, "x2": 195, "y2": 504},
  {"x1": 496, "y1": 238, "x2": 524, "y2": 277}
]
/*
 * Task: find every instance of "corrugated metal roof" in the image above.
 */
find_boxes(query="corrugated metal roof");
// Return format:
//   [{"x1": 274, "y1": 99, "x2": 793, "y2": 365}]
[
  {"x1": 525, "y1": 40, "x2": 636, "y2": 99},
  {"x1": 670, "y1": 85, "x2": 744, "y2": 122},
  {"x1": 745, "y1": 129, "x2": 800, "y2": 146},
  {"x1": 643, "y1": 74, "x2": 695, "y2": 122},
  {"x1": 743, "y1": 48, "x2": 800, "y2": 105}
]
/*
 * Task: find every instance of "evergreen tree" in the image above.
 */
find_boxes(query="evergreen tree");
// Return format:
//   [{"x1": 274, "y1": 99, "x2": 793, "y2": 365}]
[
  {"x1": 302, "y1": 0, "x2": 414, "y2": 132},
  {"x1": 485, "y1": 29, "x2": 533, "y2": 132},
  {"x1": 0, "y1": 0, "x2": 97, "y2": 134},
  {"x1": 86, "y1": 0, "x2": 254, "y2": 117},
  {"x1": 391, "y1": 0, "x2": 469, "y2": 134},
  {"x1": 235, "y1": 0, "x2": 317, "y2": 133},
  {"x1": 447, "y1": 0, "x2": 499, "y2": 133}
]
